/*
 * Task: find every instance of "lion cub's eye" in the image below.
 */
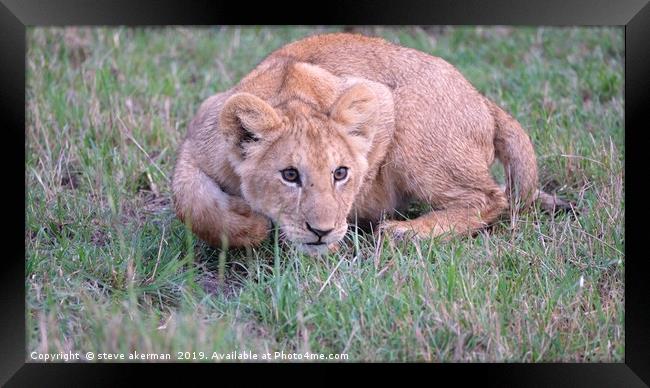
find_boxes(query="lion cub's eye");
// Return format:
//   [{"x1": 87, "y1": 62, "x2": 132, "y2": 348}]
[
  {"x1": 281, "y1": 168, "x2": 301, "y2": 185},
  {"x1": 333, "y1": 166, "x2": 349, "y2": 181}
]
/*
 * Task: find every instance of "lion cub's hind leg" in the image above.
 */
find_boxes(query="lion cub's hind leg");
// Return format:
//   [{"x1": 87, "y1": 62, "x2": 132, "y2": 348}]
[
  {"x1": 380, "y1": 181, "x2": 508, "y2": 241},
  {"x1": 172, "y1": 144, "x2": 270, "y2": 248}
]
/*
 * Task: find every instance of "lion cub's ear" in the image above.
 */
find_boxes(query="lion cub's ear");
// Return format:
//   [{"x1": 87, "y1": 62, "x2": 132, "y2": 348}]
[
  {"x1": 220, "y1": 92, "x2": 281, "y2": 150},
  {"x1": 330, "y1": 83, "x2": 379, "y2": 139}
]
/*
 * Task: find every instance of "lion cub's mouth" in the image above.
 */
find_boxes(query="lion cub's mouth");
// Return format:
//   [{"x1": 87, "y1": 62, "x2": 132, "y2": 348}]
[
  {"x1": 295, "y1": 242, "x2": 331, "y2": 256},
  {"x1": 305, "y1": 241, "x2": 326, "y2": 246}
]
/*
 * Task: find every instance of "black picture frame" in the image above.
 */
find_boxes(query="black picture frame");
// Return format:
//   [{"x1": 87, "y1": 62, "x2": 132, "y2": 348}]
[{"x1": 3, "y1": 0, "x2": 648, "y2": 386}]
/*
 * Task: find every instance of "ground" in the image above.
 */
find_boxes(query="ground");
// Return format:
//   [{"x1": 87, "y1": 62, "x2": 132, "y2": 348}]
[{"x1": 26, "y1": 26, "x2": 624, "y2": 362}]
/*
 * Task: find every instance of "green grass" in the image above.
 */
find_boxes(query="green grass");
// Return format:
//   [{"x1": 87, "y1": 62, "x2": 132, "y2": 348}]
[{"x1": 26, "y1": 26, "x2": 624, "y2": 362}]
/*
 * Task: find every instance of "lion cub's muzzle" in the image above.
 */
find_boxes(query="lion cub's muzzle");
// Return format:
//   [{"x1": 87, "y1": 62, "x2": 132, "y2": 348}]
[{"x1": 281, "y1": 220, "x2": 348, "y2": 255}]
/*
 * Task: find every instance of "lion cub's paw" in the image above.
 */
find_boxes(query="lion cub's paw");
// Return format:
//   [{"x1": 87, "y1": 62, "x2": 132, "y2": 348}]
[
  {"x1": 378, "y1": 220, "x2": 418, "y2": 241},
  {"x1": 242, "y1": 213, "x2": 272, "y2": 246},
  {"x1": 223, "y1": 197, "x2": 267, "y2": 245}
]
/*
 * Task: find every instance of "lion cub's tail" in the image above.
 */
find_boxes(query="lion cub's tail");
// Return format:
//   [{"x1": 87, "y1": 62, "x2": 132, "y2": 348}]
[{"x1": 487, "y1": 99, "x2": 572, "y2": 213}]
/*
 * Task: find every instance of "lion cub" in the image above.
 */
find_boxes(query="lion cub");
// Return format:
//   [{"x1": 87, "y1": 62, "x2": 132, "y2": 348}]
[{"x1": 172, "y1": 33, "x2": 566, "y2": 254}]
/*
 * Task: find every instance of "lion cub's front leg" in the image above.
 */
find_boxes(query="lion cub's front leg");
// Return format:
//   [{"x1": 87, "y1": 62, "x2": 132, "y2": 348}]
[{"x1": 172, "y1": 142, "x2": 270, "y2": 248}]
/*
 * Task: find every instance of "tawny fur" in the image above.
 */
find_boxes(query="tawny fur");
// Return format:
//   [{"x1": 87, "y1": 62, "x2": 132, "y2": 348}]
[{"x1": 172, "y1": 33, "x2": 567, "y2": 252}]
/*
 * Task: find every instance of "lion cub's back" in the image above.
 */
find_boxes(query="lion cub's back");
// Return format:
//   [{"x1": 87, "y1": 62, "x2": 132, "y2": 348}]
[
  {"x1": 272, "y1": 33, "x2": 463, "y2": 87},
  {"x1": 273, "y1": 33, "x2": 425, "y2": 85}
]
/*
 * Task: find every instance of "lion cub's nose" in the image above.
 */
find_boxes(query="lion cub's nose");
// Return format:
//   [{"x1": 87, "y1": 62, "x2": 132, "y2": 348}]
[{"x1": 305, "y1": 222, "x2": 333, "y2": 238}]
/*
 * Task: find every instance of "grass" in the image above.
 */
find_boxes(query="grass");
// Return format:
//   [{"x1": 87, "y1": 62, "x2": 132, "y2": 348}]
[{"x1": 26, "y1": 26, "x2": 624, "y2": 362}]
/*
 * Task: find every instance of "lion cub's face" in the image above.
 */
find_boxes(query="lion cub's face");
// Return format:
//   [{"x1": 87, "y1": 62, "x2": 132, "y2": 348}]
[
  {"x1": 242, "y1": 118, "x2": 363, "y2": 252},
  {"x1": 220, "y1": 82, "x2": 379, "y2": 253}
]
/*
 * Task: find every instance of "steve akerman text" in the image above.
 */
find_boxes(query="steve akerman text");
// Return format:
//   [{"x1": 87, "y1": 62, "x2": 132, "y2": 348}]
[{"x1": 30, "y1": 351, "x2": 172, "y2": 361}]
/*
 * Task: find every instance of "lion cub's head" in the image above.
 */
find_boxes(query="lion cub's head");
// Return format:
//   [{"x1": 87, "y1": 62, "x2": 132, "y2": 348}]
[{"x1": 219, "y1": 62, "x2": 390, "y2": 253}]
